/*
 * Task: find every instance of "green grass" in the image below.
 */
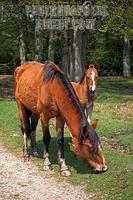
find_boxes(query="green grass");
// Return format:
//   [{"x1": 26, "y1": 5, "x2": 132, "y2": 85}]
[
  {"x1": 0, "y1": 77, "x2": 133, "y2": 200},
  {"x1": 93, "y1": 78, "x2": 133, "y2": 151},
  {"x1": 0, "y1": 99, "x2": 19, "y2": 132}
]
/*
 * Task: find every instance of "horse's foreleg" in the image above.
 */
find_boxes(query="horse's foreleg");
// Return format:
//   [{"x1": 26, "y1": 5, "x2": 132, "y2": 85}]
[
  {"x1": 43, "y1": 126, "x2": 52, "y2": 171},
  {"x1": 40, "y1": 114, "x2": 52, "y2": 171},
  {"x1": 56, "y1": 117, "x2": 70, "y2": 177},
  {"x1": 30, "y1": 113, "x2": 39, "y2": 156}
]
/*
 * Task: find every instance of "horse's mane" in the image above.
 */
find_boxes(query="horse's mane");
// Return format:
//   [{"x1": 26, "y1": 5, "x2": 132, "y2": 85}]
[
  {"x1": 43, "y1": 61, "x2": 84, "y2": 116},
  {"x1": 43, "y1": 61, "x2": 99, "y2": 151}
]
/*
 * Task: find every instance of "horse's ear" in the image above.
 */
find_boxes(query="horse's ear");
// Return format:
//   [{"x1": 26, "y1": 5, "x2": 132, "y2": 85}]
[
  {"x1": 95, "y1": 63, "x2": 100, "y2": 72},
  {"x1": 90, "y1": 119, "x2": 98, "y2": 129},
  {"x1": 84, "y1": 64, "x2": 96, "y2": 71},
  {"x1": 84, "y1": 64, "x2": 90, "y2": 71}
]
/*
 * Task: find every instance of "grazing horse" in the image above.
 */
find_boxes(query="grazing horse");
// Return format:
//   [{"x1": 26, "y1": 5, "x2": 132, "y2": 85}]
[
  {"x1": 15, "y1": 61, "x2": 107, "y2": 176},
  {"x1": 72, "y1": 64, "x2": 99, "y2": 125}
]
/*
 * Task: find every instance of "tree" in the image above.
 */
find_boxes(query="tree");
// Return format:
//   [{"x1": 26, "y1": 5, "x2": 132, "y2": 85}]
[
  {"x1": 18, "y1": 5, "x2": 28, "y2": 64},
  {"x1": 34, "y1": 17, "x2": 43, "y2": 61},
  {"x1": 62, "y1": 30, "x2": 69, "y2": 77},
  {"x1": 123, "y1": 35, "x2": 131, "y2": 77},
  {"x1": 48, "y1": 30, "x2": 54, "y2": 61},
  {"x1": 73, "y1": 29, "x2": 83, "y2": 81},
  {"x1": 100, "y1": 0, "x2": 133, "y2": 77}
]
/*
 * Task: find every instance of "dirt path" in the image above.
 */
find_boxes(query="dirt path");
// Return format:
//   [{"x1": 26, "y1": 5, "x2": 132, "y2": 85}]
[{"x1": 0, "y1": 143, "x2": 92, "y2": 200}]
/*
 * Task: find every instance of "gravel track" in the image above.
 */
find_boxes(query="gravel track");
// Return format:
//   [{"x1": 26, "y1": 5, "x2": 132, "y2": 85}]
[{"x1": 0, "y1": 143, "x2": 92, "y2": 200}]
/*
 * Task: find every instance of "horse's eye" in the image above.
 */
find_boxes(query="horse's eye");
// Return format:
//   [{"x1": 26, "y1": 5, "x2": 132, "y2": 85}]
[{"x1": 86, "y1": 76, "x2": 90, "y2": 80}]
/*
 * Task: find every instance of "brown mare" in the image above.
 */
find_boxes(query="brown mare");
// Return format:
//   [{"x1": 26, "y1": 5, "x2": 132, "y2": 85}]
[
  {"x1": 15, "y1": 61, "x2": 107, "y2": 176},
  {"x1": 72, "y1": 64, "x2": 99, "y2": 125}
]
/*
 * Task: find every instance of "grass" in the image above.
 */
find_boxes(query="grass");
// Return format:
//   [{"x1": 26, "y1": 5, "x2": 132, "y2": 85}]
[{"x1": 0, "y1": 76, "x2": 133, "y2": 200}]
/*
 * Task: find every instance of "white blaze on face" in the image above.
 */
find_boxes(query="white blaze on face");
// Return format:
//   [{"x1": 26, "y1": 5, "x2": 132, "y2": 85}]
[{"x1": 90, "y1": 71, "x2": 96, "y2": 91}]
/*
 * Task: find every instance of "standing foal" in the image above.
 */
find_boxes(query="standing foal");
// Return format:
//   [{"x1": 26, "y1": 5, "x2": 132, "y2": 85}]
[{"x1": 72, "y1": 64, "x2": 99, "y2": 125}]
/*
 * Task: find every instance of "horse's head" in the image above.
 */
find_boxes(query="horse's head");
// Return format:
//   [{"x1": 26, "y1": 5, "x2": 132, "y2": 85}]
[
  {"x1": 72, "y1": 126, "x2": 108, "y2": 173},
  {"x1": 84, "y1": 64, "x2": 99, "y2": 93}
]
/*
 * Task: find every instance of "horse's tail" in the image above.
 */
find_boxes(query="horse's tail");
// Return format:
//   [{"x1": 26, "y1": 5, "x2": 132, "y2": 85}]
[{"x1": 14, "y1": 66, "x2": 22, "y2": 83}]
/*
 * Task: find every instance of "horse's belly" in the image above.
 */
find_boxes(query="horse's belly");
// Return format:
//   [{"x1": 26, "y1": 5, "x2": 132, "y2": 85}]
[{"x1": 16, "y1": 79, "x2": 39, "y2": 113}]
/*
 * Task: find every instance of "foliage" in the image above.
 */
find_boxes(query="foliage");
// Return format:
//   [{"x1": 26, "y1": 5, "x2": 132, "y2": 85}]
[
  {"x1": 86, "y1": 32, "x2": 124, "y2": 75},
  {"x1": 0, "y1": 0, "x2": 132, "y2": 75},
  {"x1": 100, "y1": 0, "x2": 133, "y2": 38}
]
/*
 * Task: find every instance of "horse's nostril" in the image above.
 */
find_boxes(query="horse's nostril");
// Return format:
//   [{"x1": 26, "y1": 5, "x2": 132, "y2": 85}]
[
  {"x1": 102, "y1": 165, "x2": 108, "y2": 172},
  {"x1": 89, "y1": 89, "x2": 95, "y2": 94},
  {"x1": 89, "y1": 87, "x2": 96, "y2": 93}
]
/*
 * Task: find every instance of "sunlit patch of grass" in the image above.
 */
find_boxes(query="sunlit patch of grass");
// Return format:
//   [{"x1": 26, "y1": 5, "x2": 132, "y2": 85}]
[
  {"x1": 117, "y1": 134, "x2": 133, "y2": 150},
  {"x1": 0, "y1": 99, "x2": 20, "y2": 132},
  {"x1": 96, "y1": 78, "x2": 133, "y2": 103},
  {"x1": 93, "y1": 102, "x2": 133, "y2": 138},
  {"x1": 92, "y1": 78, "x2": 133, "y2": 150}
]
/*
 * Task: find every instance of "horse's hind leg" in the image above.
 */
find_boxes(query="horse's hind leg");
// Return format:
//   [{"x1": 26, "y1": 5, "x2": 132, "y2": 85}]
[
  {"x1": 17, "y1": 100, "x2": 31, "y2": 161},
  {"x1": 40, "y1": 114, "x2": 52, "y2": 171},
  {"x1": 56, "y1": 116, "x2": 70, "y2": 177},
  {"x1": 30, "y1": 113, "x2": 39, "y2": 156}
]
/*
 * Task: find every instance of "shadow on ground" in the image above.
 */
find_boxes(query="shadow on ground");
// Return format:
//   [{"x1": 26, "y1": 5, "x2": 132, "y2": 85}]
[{"x1": 32, "y1": 137, "x2": 94, "y2": 174}]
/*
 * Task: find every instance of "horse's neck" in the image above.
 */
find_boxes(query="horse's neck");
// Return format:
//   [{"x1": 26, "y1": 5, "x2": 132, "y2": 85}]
[
  {"x1": 62, "y1": 104, "x2": 81, "y2": 138},
  {"x1": 80, "y1": 77, "x2": 88, "y2": 92},
  {"x1": 79, "y1": 77, "x2": 89, "y2": 101},
  {"x1": 88, "y1": 93, "x2": 96, "y2": 102},
  {"x1": 54, "y1": 81, "x2": 85, "y2": 138}
]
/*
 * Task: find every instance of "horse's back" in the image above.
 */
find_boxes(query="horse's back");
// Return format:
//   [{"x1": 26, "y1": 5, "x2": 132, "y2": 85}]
[
  {"x1": 15, "y1": 61, "x2": 44, "y2": 83},
  {"x1": 15, "y1": 61, "x2": 45, "y2": 113}
]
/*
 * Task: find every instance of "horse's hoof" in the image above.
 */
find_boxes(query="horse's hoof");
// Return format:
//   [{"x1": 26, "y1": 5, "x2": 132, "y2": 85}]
[
  {"x1": 32, "y1": 151, "x2": 39, "y2": 157},
  {"x1": 61, "y1": 170, "x2": 71, "y2": 177},
  {"x1": 43, "y1": 165, "x2": 53, "y2": 171},
  {"x1": 23, "y1": 154, "x2": 30, "y2": 162}
]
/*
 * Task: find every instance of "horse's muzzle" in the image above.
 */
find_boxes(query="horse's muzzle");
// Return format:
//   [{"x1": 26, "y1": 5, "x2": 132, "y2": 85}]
[
  {"x1": 89, "y1": 86, "x2": 96, "y2": 93},
  {"x1": 93, "y1": 165, "x2": 108, "y2": 173}
]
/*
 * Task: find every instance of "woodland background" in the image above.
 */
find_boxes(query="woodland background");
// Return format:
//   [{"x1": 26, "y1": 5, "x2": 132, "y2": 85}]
[{"x1": 0, "y1": 0, "x2": 132, "y2": 80}]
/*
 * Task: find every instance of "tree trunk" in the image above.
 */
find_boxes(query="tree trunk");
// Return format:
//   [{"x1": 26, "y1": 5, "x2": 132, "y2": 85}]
[
  {"x1": 19, "y1": 31, "x2": 26, "y2": 64},
  {"x1": 19, "y1": 6, "x2": 27, "y2": 65},
  {"x1": 123, "y1": 35, "x2": 131, "y2": 78},
  {"x1": 34, "y1": 18, "x2": 43, "y2": 61},
  {"x1": 73, "y1": 29, "x2": 83, "y2": 81},
  {"x1": 48, "y1": 30, "x2": 54, "y2": 61},
  {"x1": 81, "y1": 31, "x2": 87, "y2": 68},
  {"x1": 69, "y1": 30, "x2": 75, "y2": 80},
  {"x1": 62, "y1": 30, "x2": 69, "y2": 78}
]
